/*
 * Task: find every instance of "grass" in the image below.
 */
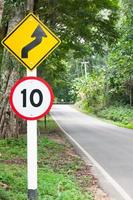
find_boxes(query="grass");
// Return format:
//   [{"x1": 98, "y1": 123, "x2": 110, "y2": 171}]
[
  {"x1": 0, "y1": 115, "x2": 94, "y2": 200},
  {"x1": 97, "y1": 106, "x2": 133, "y2": 129},
  {"x1": 76, "y1": 102, "x2": 133, "y2": 129},
  {"x1": 0, "y1": 164, "x2": 26, "y2": 200}
]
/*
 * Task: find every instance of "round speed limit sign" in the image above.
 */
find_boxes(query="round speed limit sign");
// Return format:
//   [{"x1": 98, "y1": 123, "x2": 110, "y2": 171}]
[{"x1": 10, "y1": 77, "x2": 54, "y2": 120}]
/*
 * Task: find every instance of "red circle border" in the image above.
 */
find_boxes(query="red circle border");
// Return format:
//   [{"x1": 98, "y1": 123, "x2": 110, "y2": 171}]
[{"x1": 9, "y1": 76, "x2": 54, "y2": 120}]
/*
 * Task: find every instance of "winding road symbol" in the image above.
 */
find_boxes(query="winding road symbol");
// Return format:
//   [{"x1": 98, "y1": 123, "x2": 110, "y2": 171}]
[
  {"x1": 21, "y1": 25, "x2": 47, "y2": 58},
  {"x1": 2, "y1": 13, "x2": 61, "y2": 70}
]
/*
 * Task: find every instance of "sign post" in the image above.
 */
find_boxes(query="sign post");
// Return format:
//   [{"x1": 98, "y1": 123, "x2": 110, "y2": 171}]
[
  {"x1": 9, "y1": 75, "x2": 54, "y2": 200},
  {"x1": 27, "y1": 119, "x2": 37, "y2": 199},
  {"x1": 27, "y1": 69, "x2": 37, "y2": 200},
  {"x1": 2, "y1": 12, "x2": 61, "y2": 200}
]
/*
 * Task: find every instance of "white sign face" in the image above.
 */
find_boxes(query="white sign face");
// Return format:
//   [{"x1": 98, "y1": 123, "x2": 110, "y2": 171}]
[{"x1": 10, "y1": 77, "x2": 54, "y2": 120}]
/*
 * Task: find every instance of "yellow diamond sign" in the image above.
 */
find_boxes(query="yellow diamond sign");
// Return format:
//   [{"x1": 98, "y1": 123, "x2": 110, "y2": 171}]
[{"x1": 1, "y1": 13, "x2": 61, "y2": 70}]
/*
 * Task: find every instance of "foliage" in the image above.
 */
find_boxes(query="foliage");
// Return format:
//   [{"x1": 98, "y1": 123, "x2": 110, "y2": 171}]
[
  {"x1": 68, "y1": 0, "x2": 133, "y2": 127},
  {"x1": 0, "y1": 0, "x2": 119, "y2": 106},
  {"x1": 97, "y1": 106, "x2": 133, "y2": 128},
  {"x1": 1, "y1": 0, "x2": 25, "y2": 27},
  {"x1": 0, "y1": 117, "x2": 94, "y2": 200},
  {"x1": 36, "y1": 0, "x2": 119, "y2": 56},
  {"x1": 73, "y1": 70, "x2": 105, "y2": 112},
  {"x1": 106, "y1": 0, "x2": 133, "y2": 105},
  {"x1": 39, "y1": 60, "x2": 75, "y2": 103},
  {"x1": 0, "y1": 165, "x2": 27, "y2": 200},
  {"x1": 1, "y1": 0, "x2": 132, "y2": 135},
  {"x1": 36, "y1": 0, "x2": 119, "y2": 102},
  {"x1": 0, "y1": 164, "x2": 93, "y2": 200}
]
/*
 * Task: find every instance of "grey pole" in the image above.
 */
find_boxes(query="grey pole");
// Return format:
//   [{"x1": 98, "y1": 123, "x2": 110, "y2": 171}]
[
  {"x1": 28, "y1": 189, "x2": 37, "y2": 200},
  {"x1": 81, "y1": 61, "x2": 89, "y2": 79}
]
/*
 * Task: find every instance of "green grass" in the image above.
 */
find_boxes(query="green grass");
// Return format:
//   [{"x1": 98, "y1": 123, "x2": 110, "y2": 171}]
[
  {"x1": 76, "y1": 102, "x2": 133, "y2": 129},
  {"x1": 0, "y1": 164, "x2": 92, "y2": 200},
  {"x1": 38, "y1": 116, "x2": 59, "y2": 133},
  {"x1": 0, "y1": 115, "x2": 93, "y2": 200},
  {"x1": 97, "y1": 106, "x2": 133, "y2": 129},
  {"x1": 0, "y1": 137, "x2": 27, "y2": 160},
  {"x1": 0, "y1": 164, "x2": 26, "y2": 200}
]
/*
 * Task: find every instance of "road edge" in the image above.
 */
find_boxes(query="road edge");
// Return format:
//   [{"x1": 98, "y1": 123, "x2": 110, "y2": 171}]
[{"x1": 51, "y1": 113, "x2": 132, "y2": 200}]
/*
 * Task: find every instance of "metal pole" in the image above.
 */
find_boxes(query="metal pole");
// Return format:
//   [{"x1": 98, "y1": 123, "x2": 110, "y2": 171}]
[
  {"x1": 81, "y1": 61, "x2": 89, "y2": 79},
  {"x1": 44, "y1": 115, "x2": 47, "y2": 128},
  {"x1": 27, "y1": 69, "x2": 37, "y2": 200},
  {"x1": 84, "y1": 62, "x2": 87, "y2": 79}
]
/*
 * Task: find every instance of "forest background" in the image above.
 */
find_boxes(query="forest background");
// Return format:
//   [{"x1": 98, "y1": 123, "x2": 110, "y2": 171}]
[{"x1": 0, "y1": 0, "x2": 133, "y2": 138}]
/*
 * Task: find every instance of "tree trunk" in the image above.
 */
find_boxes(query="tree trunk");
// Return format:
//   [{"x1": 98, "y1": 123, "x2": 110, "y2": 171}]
[
  {"x1": 27, "y1": 0, "x2": 34, "y2": 12},
  {"x1": 0, "y1": 0, "x2": 36, "y2": 138},
  {"x1": 129, "y1": 88, "x2": 132, "y2": 107},
  {"x1": 0, "y1": 0, "x2": 4, "y2": 24},
  {"x1": 0, "y1": 4, "x2": 24, "y2": 138}
]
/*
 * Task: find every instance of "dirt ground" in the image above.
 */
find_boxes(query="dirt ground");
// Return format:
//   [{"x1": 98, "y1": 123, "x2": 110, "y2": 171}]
[{"x1": 47, "y1": 132, "x2": 111, "y2": 200}]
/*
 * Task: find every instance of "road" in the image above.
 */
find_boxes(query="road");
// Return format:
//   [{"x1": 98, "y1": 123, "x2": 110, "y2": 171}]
[{"x1": 51, "y1": 104, "x2": 133, "y2": 200}]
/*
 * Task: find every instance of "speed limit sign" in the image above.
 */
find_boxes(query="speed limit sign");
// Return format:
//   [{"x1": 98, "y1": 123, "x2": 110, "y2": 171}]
[{"x1": 10, "y1": 77, "x2": 54, "y2": 120}]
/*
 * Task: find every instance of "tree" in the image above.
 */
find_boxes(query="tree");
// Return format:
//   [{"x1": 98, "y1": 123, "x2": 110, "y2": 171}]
[
  {"x1": 0, "y1": 0, "x2": 119, "y2": 138},
  {"x1": 0, "y1": 0, "x2": 4, "y2": 73},
  {"x1": 0, "y1": 0, "x2": 35, "y2": 138},
  {"x1": 107, "y1": 0, "x2": 133, "y2": 106},
  {"x1": 0, "y1": 0, "x2": 4, "y2": 24}
]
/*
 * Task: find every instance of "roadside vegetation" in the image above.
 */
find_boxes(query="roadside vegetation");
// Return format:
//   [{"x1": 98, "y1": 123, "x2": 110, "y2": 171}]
[
  {"x1": 78, "y1": 102, "x2": 133, "y2": 129},
  {"x1": 0, "y1": 0, "x2": 132, "y2": 199},
  {"x1": 0, "y1": 0, "x2": 120, "y2": 138},
  {"x1": 97, "y1": 106, "x2": 133, "y2": 129},
  {"x1": 0, "y1": 116, "x2": 97, "y2": 200},
  {"x1": 62, "y1": 0, "x2": 133, "y2": 129},
  {"x1": 0, "y1": 2, "x2": 132, "y2": 133}
]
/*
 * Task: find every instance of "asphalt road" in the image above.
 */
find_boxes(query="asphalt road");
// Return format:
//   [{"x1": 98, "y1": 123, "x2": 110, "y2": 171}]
[{"x1": 51, "y1": 104, "x2": 133, "y2": 200}]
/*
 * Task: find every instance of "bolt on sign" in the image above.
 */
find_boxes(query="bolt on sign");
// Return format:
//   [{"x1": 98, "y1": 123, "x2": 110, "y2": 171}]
[{"x1": 1, "y1": 13, "x2": 61, "y2": 70}]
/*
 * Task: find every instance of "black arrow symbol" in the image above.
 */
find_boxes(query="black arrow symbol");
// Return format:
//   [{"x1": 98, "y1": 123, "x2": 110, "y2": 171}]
[{"x1": 21, "y1": 25, "x2": 47, "y2": 58}]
